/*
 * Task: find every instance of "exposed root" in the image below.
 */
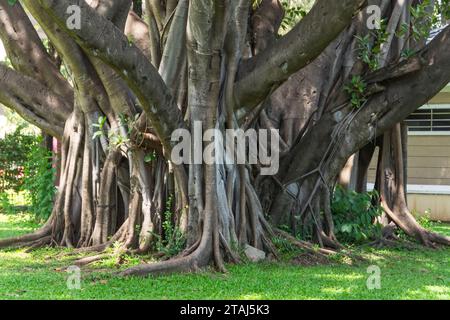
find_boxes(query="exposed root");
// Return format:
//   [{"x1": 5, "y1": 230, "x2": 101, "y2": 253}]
[
  {"x1": 0, "y1": 224, "x2": 52, "y2": 249},
  {"x1": 381, "y1": 199, "x2": 450, "y2": 247},
  {"x1": 219, "y1": 232, "x2": 240, "y2": 263},
  {"x1": 73, "y1": 253, "x2": 110, "y2": 266},
  {"x1": 291, "y1": 252, "x2": 331, "y2": 266},
  {"x1": 367, "y1": 237, "x2": 420, "y2": 250},
  {"x1": 120, "y1": 252, "x2": 205, "y2": 277},
  {"x1": 274, "y1": 228, "x2": 337, "y2": 257},
  {"x1": 23, "y1": 236, "x2": 52, "y2": 252}
]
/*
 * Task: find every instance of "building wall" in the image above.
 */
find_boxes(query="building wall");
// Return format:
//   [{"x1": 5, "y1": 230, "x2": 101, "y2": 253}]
[
  {"x1": 368, "y1": 134, "x2": 450, "y2": 221},
  {"x1": 368, "y1": 135, "x2": 450, "y2": 186},
  {"x1": 408, "y1": 194, "x2": 450, "y2": 222}
]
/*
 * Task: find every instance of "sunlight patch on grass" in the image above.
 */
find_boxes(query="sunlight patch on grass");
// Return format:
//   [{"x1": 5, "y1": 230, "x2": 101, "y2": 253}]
[{"x1": 238, "y1": 294, "x2": 264, "y2": 300}]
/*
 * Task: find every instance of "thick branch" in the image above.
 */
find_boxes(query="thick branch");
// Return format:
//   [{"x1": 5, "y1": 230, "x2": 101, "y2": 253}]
[
  {"x1": 283, "y1": 25, "x2": 450, "y2": 186},
  {"x1": 0, "y1": 1, "x2": 73, "y2": 102},
  {"x1": 0, "y1": 63, "x2": 69, "y2": 138},
  {"x1": 37, "y1": 0, "x2": 185, "y2": 155},
  {"x1": 234, "y1": 0, "x2": 366, "y2": 111}
]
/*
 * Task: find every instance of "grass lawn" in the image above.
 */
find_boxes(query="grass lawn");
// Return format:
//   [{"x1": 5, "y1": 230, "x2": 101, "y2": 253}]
[{"x1": 0, "y1": 213, "x2": 449, "y2": 300}]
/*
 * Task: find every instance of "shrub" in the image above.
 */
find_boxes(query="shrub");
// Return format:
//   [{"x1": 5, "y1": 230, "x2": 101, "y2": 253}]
[
  {"x1": 21, "y1": 137, "x2": 56, "y2": 221},
  {"x1": 415, "y1": 209, "x2": 434, "y2": 230},
  {"x1": 0, "y1": 128, "x2": 56, "y2": 221},
  {"x1": 153, "y1": 196, "x2": 185, "y2": 257},
  {"x1": 331, "y1": 186, "x2": 383, "y2": 243},
  {"x1": 0, "y1": 126, "x2": 36, "y2": 192}
]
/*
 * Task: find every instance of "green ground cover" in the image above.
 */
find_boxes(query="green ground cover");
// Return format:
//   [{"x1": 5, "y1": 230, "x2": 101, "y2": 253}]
[{"x1": 0, "y1": 213, "x2": 448, "y2": 300}]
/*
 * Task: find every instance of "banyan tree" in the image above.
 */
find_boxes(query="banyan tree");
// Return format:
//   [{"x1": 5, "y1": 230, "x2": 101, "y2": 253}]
[{"x1": 0, "y1": 0, "x2": 449, "y2": 276}]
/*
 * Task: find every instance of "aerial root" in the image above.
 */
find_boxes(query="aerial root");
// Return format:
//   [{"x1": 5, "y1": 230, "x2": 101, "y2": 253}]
[{"x1": 274, "y1": 228, "x2": 337, "y2": 257}]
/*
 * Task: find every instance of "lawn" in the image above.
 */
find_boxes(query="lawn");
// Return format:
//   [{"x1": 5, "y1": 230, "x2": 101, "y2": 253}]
[{"x1": 0, "y1": 213, "x2": 449, "y2": 300}]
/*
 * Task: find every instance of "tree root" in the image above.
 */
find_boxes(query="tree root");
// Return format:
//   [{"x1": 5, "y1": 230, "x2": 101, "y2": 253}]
[
  {"x1": 0, "y1": 224, "x2": 52, "y2": 249},
  {"x1": 367, "y1": 237, "x2": 420, "y2": 250},
  {"x1": 73, "y1": 253, "x2": 111, "y2": 266},
  {"x1": 381, "y1": 199, "x2": 450, "y2": 247},
  {"x1": 120, "y1": 252, "x2": 206, "y2": 277},
  {"x1": 274, "y1": 228, "x2": 337, "y2": 257}
]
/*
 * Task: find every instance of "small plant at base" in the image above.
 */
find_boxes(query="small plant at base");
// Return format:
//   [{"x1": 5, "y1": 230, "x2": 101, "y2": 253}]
[
  {"x1": 417, "y1": 210, "x2": 433, "y2": 230},
  {"x1": 153, "y1": 195, "x2": 186, "y2": 258},
  {"x1": 331, "y1": 186, "x2": 383, "y2": 243},
  {"x1": 272, "y1": 235, "x2": 297, "y2": 256}
]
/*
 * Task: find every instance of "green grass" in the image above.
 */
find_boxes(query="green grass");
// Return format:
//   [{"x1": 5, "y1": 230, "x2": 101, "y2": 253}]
[{"x1": 0, "y1": 213, "x2": 449, "y2": 300}]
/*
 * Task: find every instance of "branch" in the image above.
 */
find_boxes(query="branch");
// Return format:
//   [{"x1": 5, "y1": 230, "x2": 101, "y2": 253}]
[
  {"x1": 283, "y1": 25, "x2": 450, "y2": 186},
  {"x1": 36, "y1": 0, "x2": 185, "y2": 154},
  {"x1": 0, "y1": 1, "x2": 73, "y2": 102},
  {"x1": 234, "y1": 0, "x2": 366, "y2": 111},
  {"x1": 372, "y1": 26, "x2": 450, "y2": 137},
  {"x1": 0, "y1": 64, "x2": 68, "y2": 138}
]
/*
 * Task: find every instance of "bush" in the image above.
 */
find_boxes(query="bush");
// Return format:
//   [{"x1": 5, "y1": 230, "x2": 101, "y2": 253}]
[
  {"x1": 0, "y1": 126, "x2": 36, "y2": 192},
  {"x1": 22, "y1": 137, "x2": 56, "y2": 221},
  {"x1": 153, "y1": 196, "x2": 185, "y2": 257},
  {"x1": 331, "y1": 186, "x2": 383, "y2": 243},
  {"x1": 0, "y1": 128, "x2": 56, "y2": 220}
]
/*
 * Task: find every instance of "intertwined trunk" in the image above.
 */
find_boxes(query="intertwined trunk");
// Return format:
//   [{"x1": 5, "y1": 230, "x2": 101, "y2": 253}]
[{"x1": 0, "y1": 0, "x2": 449, "y2": 277}]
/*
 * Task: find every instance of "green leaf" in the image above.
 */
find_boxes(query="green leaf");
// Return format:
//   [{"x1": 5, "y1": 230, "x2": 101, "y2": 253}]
[
  {"x1": 144, "y1": 152, "x2": 156, "y2": 163},
  {"x1": 92, "y1": 131, "x2": 103, "y2": 140}
]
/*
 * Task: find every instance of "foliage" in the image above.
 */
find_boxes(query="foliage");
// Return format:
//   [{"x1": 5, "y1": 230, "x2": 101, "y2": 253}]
[
  {"x1": 355, "y1": 19, "x2": 389, "y2": 71},
  {"x1": 0, "y1": 128, "x2": 55, "y2": 220},
  {"x1": 417, "y1": 214, "x2": 434, "y2": 230},
  {"x1": 272, "y1": 235, "x2": 297, "y2": 255},
  {"x1": 153, "y1": 196, "x2": 186, "y2": 258},
  {"x1": 280, "y1": 0, "x2": 309, "y2": 31},
  {"x1": 0, "y1": 193, "x2": 15, "y2": 215},
  {"x1": 92, "y1": 115, "x2": 108, "y2": 140},
  {"x1": 438, "y1": 0, "x2": 450, "y2": 22},
  {"x1": 0, "y1": 126, "x2": 37, "y2": 192},
  {"x1": 21, "y1": 137, "x2": 56, "y2": 221},
  {"x1": 356, "y1": 0, "x2": 449, "y2": 69},
  {"x1": 331, "y1": 186, "x2": 383, "y2": 243},
  {"x1": 344, "y1": 75, "x2": 367, "y2": 108},
  {"x1": 396, "y1": 0, "x2": 449, "y2": 57},
  {"x1": 93, "y1": 113, "x2": 156, "y2": 164},
  {"x1": 93, "y1": 114, "x2": 132, "y2": 150}
]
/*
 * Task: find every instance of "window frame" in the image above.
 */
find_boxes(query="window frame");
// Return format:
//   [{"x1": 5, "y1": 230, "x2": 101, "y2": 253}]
[{"x1": 406, "y1": 104, "x2": 450, "y2": 136}]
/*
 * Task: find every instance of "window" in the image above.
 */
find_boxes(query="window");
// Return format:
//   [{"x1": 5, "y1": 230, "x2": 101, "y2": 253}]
[{"x1": 405, "y1": 105, "x2": 450, "y2": 134}]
